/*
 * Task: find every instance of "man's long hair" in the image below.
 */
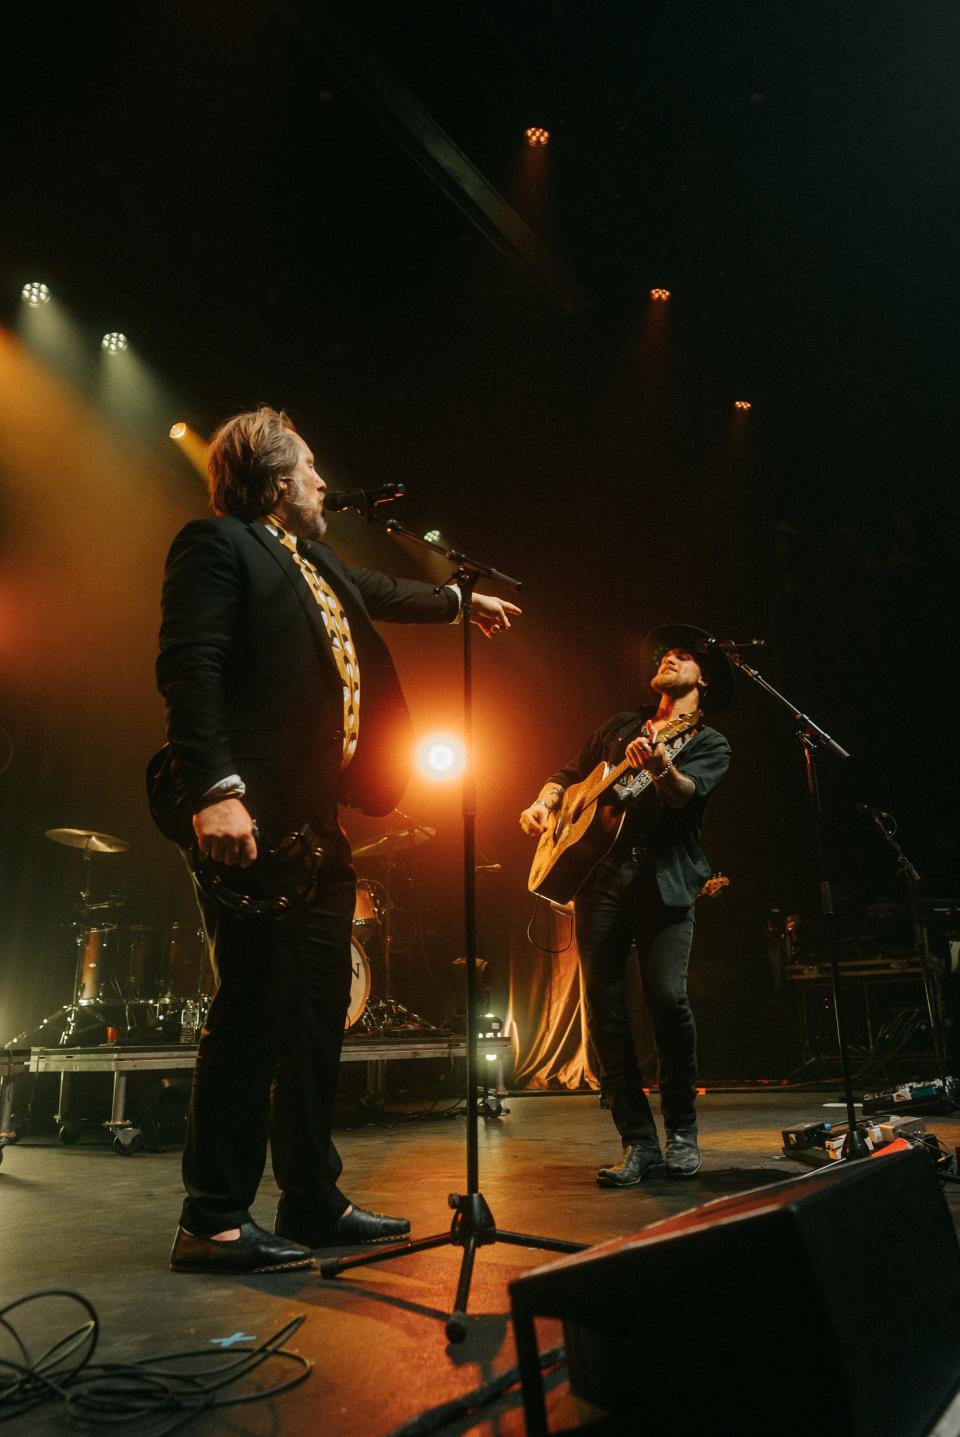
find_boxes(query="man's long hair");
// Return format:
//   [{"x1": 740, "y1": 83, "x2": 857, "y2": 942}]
[{"x1": 207, "y1": 406, "x2": 300, "y2": 520}]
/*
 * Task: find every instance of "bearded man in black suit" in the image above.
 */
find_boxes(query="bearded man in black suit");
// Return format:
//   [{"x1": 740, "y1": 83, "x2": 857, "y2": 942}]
[{"x1": 157, "y1": 406, "x2": 519, "y2": 1274}]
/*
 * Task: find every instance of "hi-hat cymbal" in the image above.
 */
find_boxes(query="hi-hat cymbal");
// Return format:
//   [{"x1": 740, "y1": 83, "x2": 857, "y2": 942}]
[
  {"x1": 45, "y1": 827, "x2": 130, "y2": 854},
  {"x1": 353, "y1": 826, "x2": 436, "y2": 860}
]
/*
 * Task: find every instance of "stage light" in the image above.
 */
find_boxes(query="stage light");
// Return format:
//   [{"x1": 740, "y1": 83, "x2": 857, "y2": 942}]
[
  {"x1": 524, "y1": 127, "x2": 550, "y2": 147},
  {"x1": 650, "y1": 288, "x2": 671, "y2": 301},
  {"x1": 483, "y1": 1053, "x2": 498, "y2": 1063},
  {"x1": 734, "y1": 399, "x2": 752, "y2": 411},
  {"x1": 424, "y1": 529, "x2": 442, "y2": 543},
  {"x1": 21, "y1": 281, "x2": 51, "y2": 306},
  {"x1": 416, "y1": 733, "x2": 466, "y2": 782},
  {"x1": 101, "y1": 332, "x2": 128, "y2": 354},
  {"x1": 169, "y1": 421, "x2": 187, "y2": 440}
]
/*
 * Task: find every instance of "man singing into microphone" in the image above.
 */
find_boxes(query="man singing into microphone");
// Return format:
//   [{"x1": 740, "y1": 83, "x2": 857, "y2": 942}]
[
  {"x1": 520, "y1": 626, "x2": 732, "y2": 1185},
  {"x1": 155, "y1": 406, "x2": 519, "y2": 1273}
]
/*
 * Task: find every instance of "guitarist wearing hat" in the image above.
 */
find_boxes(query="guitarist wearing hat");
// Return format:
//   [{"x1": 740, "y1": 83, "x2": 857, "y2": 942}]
[{"x1": 519, "y1": 626, "x2": 732, "y2": 1185}]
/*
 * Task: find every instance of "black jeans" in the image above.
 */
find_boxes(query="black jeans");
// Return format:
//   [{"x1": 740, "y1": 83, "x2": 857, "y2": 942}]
[
  {"x1": 179, "y1": 833, "x2": 356, "y2": 1236},
  {"x1": 575, "y1": 854, "x2": 697, "y2": 1147}
]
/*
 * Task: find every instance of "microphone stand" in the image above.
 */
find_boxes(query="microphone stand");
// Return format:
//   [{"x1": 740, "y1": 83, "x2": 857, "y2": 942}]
[
  {"x1": 731, "y1": 655, "x2": 870, "y2": 1159},
  {"x1": 319, "y1": 502, "x2": 586, "y2": 1341},
  {"x1": 862, "y1": 811, "x2": 952, "y2": 1102}
]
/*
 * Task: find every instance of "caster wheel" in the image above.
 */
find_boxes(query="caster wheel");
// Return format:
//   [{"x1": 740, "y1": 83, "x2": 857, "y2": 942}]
[
  {"x1": 113, "y1": 1133, "x2": 141, "y2": 1155},
  {"x1": 59, "y1": 1123, "x2": 82, "y2": 1145}
]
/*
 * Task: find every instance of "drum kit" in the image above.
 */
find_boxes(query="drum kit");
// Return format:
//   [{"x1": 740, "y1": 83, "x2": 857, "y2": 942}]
[
  {"x1": 42, "y1": 819, "x2": 437, "y2": 1044},
  {"x1": 45, "y1": 827, "x2": 212, "y2": 1046},
  {"x1": 346, "y1": 823, "x2": 438, "y2": 1035}
]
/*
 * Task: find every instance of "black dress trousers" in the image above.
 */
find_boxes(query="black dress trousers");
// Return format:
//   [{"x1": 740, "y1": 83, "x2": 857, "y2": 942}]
[{"x1": 179, "y1": 818, "x2": 356, "y2": 1237}]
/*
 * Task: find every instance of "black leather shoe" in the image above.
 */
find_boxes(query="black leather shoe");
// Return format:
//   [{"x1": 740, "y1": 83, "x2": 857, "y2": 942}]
[
  {"x1": 665, "y1": 1127, "x2": 702, "y2": 1177},
  {"x1": 170, "y1": 1221, "x2": 313, "y2": 1274},
  {"x1": 276, "y1": 1203, "x2": 411, "y2": 1250},
  {"x1": 596, "y1": 1144, "x2": 664, "y2": 1187}
]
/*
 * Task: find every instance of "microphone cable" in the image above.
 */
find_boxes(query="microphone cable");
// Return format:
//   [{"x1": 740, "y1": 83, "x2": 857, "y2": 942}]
[{"x1": 0, "y1": 1289, "x2": 312, "y2": 1434}]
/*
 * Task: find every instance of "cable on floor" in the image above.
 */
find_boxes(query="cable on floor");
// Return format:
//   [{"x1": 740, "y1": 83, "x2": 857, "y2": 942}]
[{"x1": 0, "y1": 1289, "x2": 312, "y2": 1434}]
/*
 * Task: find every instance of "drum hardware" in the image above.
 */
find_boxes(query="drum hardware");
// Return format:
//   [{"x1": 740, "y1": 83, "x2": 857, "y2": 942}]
[
  {"x1": 158, "y1": 922, "x2": 214, "y2": 1042},
  {"x1": 45, "y1": 826, "x2": 133, "y2": 1046},
  {"x1": 350, "y1": 821, "x2": 443, "y2": 1036}
]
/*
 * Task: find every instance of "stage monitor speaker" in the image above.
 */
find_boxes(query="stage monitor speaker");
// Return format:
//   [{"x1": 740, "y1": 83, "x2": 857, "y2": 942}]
[{"x1": 510, "y1": 1147, "x2": 960, "y2": 1437}]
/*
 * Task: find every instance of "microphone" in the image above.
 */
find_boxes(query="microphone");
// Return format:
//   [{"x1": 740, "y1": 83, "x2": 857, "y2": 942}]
[
  {"x1": 856, "y1": 802, "x2": 894, "y2": 822},
  {"x1": 694, "y1": 638, "x2": 766, "y2": 653},
  {"x1": 325, "y1": 482, "x2": 405, "y2": 513}
]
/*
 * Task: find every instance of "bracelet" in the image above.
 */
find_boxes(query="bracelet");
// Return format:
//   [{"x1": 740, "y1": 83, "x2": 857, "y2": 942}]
[{"x1": 651, "y1": 765, "x2": 673, "y2": 782}]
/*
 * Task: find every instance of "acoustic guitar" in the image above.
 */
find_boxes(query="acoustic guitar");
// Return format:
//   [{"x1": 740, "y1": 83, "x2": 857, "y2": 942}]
[{"x1": 527, "y1": 713, "x2": 701, "y2": 906}]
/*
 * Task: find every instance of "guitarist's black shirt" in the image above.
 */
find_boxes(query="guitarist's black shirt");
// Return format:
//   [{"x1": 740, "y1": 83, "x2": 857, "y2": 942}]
[{"x1": 547, "y1": 709, "x2": 731, "y2": 907}]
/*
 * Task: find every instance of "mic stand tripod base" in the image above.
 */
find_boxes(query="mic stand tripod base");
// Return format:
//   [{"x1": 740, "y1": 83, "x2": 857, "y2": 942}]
[{"x1": 319, "y1": 1192, "x2": 586, "y2": 1343}]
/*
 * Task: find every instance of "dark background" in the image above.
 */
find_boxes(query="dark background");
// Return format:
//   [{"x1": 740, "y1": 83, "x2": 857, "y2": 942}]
[{"x1": 0, "y1": 1, "x2": 957, "y2": 1078}]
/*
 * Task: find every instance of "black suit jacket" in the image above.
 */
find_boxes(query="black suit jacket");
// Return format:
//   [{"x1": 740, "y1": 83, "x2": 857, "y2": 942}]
[{"x1": 155, "y1": 516, "x2": 458, "y2": 833}]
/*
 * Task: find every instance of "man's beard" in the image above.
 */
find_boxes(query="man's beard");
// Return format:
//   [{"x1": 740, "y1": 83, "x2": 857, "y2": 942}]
[
  {"x1": 285, "y1": 483, "x2": 327, "y2": 542},
  {"x1": 651, "y1": 673, "x2": 697, "y2": 699}
]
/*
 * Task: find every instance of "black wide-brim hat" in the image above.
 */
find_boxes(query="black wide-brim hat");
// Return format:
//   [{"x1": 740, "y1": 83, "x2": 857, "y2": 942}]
[{"x1": 640, "y1": 624, "x2": 735, "y2": 715}]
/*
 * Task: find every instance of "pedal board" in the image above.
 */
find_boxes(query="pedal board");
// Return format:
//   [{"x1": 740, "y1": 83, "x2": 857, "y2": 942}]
[{"x1": 782, "y1": 1114, "x2": 929, "y2": 1166}]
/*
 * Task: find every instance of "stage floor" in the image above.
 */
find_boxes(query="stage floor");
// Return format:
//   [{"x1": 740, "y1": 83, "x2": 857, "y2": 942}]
[{"x1": 4, "y1": 1089, "x2": 960, "y2": 1436}]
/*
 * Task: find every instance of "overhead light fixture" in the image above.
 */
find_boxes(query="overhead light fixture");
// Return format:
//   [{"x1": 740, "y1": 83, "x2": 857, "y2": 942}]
[
  {"x1": 169, "y1": 422, "x2": 187, "y2": 440},
  {"x1": 734, "y1": 400, "x2": 752, "y2": 411},
  {"x1": 21, "y1": 281, "x2": 51, "y2": 306},
  {"x1": 524, "y1": 127, "x2": 550, "y2": 147},
  {"x1": 650, "y1": 288, "x2": 671, "y2": 302},
  {"x1": 101, "y1": 332, "x2": 128, "y2": 353}
]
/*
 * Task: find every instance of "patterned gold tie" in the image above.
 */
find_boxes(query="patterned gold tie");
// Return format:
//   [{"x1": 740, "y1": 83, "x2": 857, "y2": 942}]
[{"x1": 272, "y1": 524, "x2": 360, "y2": 771}]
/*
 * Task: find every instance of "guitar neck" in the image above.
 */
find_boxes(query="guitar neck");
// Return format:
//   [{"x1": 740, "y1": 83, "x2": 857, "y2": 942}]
[{"x1": 577, "y1": 713, "x2": 700, "y2": 810}]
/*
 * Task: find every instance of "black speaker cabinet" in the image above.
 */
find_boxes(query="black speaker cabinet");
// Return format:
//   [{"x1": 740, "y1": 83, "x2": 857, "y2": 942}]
[{"x1": 510, "y1": 1147, "x2": 960, "y2": 1436}]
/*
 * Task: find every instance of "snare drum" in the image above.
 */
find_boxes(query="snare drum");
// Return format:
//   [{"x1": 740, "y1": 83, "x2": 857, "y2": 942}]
[
  {"x1": 345, "y1": 937, "x2": 371, "y2": 1030},
  {"x1": 77, "y1": 926, "x2": 117, "y2": 1002}
]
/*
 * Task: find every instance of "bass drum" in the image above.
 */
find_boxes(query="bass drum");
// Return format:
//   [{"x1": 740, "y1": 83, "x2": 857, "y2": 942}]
[{"x1": 345, "y1": 936, "x2": 371, "y2": 1031}]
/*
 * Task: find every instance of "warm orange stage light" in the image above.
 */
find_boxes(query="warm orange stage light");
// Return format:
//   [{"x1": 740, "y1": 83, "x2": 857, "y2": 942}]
[
  {"x1": 650, "y1": 288, "x2": 671, "y2": 301},
  {"x1": 734, "y1": 400, "x2": 752, "y2": 411},
  {"x1": 524, "y1": 126, "x2": 550, "y2": 147},
  {"x1": 167, "y1": 421, "x2": 210, "y2": 478},
  {"x1": 416, "y1": 733, "x2": 466, "y2": 782}
]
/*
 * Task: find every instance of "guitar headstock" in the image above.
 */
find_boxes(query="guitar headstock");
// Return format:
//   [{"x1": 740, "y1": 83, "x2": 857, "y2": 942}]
[{"x1": 700, "y1": 873, "x2": 730, "y2": 899}]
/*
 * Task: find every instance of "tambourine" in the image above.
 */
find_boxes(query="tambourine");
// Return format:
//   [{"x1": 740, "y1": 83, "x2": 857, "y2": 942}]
[{"x1": 190, "y1": 825, "x2": 327, "y2": 919}]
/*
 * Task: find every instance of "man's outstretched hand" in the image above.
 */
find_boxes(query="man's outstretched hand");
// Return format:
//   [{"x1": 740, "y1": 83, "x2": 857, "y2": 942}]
[{"x1": 470, "y1": 593, "x2": 523, "y2": 637}]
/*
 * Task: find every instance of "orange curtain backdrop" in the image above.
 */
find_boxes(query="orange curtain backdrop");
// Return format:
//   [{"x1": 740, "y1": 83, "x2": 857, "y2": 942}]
[{"x1": 507, "y1": 903, "x2": 599, "y2": 1090}]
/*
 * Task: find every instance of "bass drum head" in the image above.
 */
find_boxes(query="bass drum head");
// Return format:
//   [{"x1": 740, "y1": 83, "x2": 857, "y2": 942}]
[{"x1": 345, "y1": 936, "x2": 371, "y2": 1030}]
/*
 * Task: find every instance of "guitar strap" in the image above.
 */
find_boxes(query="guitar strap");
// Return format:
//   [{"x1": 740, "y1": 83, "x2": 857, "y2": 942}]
[{"x1": 612, "y1": 716, "x2": 700, "y2": 804}]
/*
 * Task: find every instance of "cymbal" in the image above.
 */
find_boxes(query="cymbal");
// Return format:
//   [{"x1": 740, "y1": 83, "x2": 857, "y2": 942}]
[
  {"x1": 353, "y1": 826, "x2": 436, "y2": 860},
  {"x1": 45, "y1": 827, "x2": 130, "y2": 854}
]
